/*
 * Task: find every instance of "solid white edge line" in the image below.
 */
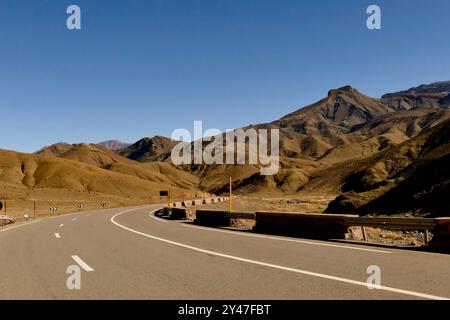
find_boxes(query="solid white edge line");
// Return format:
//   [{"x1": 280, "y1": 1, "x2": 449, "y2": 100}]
[
  {"x1": 111, "y1": 208, "x2": 449, "y2": 301},
  {"x1": 72, "y1": 255, "x2": 94, "y2": 272},
  {"x1": 54, "y1": 233, "x2": 61, "y2": 239},
  {"x1": 182, "y1": 223, "x2": 391, "y2": 254},
  {"x1": 0, "y1": 220, "x2": 41, "y2": 232}
]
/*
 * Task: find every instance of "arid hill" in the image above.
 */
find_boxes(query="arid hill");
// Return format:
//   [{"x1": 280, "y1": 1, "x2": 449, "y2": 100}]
[
  {"x1": 7, "y1": 81, "x2": 449, "y2": 217},
  {"x1": 181, "y1": 82, "x2": 450, "y2": 195},
  {"x1": 325, "y1": 117, "x2": 450, "y2": 217},
  {"x1": 35, "y1": 142, "x2": 72, "y2": 157},
  {"x1": 35, "y1": 143, "x2": 199, "y2": 190},
  {"x1": 120, "y1": 136, "x2": 177, "y2": 162},
  {"x1": 272, "y1": 85, "x2": 450, "y2": 162},
  {"x1": 0, "y1": 149, "x2": 196, "y2": 200}
]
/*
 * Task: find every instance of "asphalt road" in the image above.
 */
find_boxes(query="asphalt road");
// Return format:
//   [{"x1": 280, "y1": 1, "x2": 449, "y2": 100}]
[{"x1": 1, "y1": 205, "x2": 450, "y2": 300}]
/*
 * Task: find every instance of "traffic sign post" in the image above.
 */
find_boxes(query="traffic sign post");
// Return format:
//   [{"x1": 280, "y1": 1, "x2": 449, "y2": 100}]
[
  {"x1": 229, "y1": 177, "x2": 233, "y2": 212},
  {"x1": 168, "y1": 189, "x2": 171, "y2": 208}
]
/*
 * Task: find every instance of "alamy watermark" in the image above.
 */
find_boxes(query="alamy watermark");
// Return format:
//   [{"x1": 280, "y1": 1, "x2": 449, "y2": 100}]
[
  {"x1": 66, "y1": 5, "x2": 81, "y2": 30},
  {"x1": 65, "y1": 4, "x2": 381, "y2": 31},
  {"x1": 171, "y1": 121, "x2": 280, "y2": 176},
  {"x1": 367, "y1": 5, "x2": 382, "y2": 30},
  {"x1": 366, "y1": 265, "x2": 382, "y2": 290},
  {"x1": 66, "y1": 265, "x2": 81, "y2": 290}
]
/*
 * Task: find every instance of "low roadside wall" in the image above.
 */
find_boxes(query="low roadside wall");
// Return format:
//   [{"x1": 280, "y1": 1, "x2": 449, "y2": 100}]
[
  {"x1": 161, "y1": 196, "x2": 229, "y2": 221},
  {"x1": 193, "y1": 210, "x2": 255, "y2": 227},
  {"x1": 167, "y1": 207, "x2": 188, "y2": 220},
  {"x1": 254, "y1": 211, "x2": 357, "y2": 240},
  {"x1": 194, "y1": 210, "x2": 231, "y2": 227},
  {"x1": 429, "y1": 218, "x2": 450, "y2": 249},
  {"x1": 170, "y1": 205, "x2": 450, "y2": 249}
]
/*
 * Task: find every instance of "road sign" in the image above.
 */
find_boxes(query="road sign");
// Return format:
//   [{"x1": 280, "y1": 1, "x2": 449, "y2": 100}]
[
  {"x1": 159, "y1": 190, "x2": 169, "y2": 197},
  {"x1": 77, "y1": 203, "x2": 85, "y2": 209},
  {"x1": 49, "y1": 207, "x2": 58, "y2": 213}
]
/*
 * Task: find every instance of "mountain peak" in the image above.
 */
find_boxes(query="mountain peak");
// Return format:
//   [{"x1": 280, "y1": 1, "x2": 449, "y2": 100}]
[
  {"x1": 120, "y1": 135, "x2": 177, "y2": 162},
  {"x1": 327, "y1": 85, "x2": 358, "y2": 97}
]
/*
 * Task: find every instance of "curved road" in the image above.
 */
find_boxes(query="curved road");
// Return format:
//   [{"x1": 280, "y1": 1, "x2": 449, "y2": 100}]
[{"x1": 1, "y1": 205, "x2": 450, "y2": 300}]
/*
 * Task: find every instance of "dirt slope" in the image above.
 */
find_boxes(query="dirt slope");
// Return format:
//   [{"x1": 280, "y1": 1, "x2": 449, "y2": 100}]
[{"x1": 325, "y1": 118, "x2": 450, "y2": 217}]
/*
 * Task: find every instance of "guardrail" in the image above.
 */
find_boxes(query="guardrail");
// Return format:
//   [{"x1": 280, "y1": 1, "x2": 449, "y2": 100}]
[{"x1": 0, "y1": 215, "x2": 16, "y2": 226}]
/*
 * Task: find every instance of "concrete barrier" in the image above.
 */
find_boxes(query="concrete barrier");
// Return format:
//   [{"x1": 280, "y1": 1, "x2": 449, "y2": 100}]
[
  {"x1": 194, "y1": 210, "x2": 255, "y2": 227},
  {"x1": 165, "y1": 207, "x2": 188, "y2": 220},
  {"x1": 345, "y1": 217, "x2": 435, "y2": 230},
  {"x1": 429, "y1": 218, "x2": 450, "y2": 249},
  {"x1": 229, "y1": 212, "x2": 256, "y2": 220},
  {"x1": 253, "y1": 212, "x2": 358, "y2": 240},
  {"x1": 194, "y1": 210, "x2": 231, "y2": 227}
]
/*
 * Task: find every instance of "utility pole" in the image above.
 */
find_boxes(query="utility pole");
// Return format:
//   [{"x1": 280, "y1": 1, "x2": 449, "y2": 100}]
[
  {"x1": 229, "y1": 177, "x2": 232, "y2": 212},
  {"x1": 168, "y1": 189, "x2": 171, "y2": 208}
]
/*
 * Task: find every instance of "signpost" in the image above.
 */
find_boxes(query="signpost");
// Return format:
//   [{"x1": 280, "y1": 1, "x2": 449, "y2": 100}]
[
  {"x1": 229, "y1": 177, "x2": 233, "y2": 212},
  {"x1": 160, "y1": 190, "x2": 171, "y2": 208},
  {"x1": 159, "y1": 190, "x2": 169, "y2": 198}
]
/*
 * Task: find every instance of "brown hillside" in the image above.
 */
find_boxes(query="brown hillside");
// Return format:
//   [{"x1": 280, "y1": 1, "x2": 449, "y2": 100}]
[
  {"x1": 35, "y1": 143, "x2": 199, "y2": 190},
  {"x1": 325, "y1": 118, "x2": 450, "y2": 217},
  {"x1": 120, "y1": 136, "x2": 177, "y2": 162},
  {"x1": 0, "y1": 149, "x2": 198, "y2": 202}
]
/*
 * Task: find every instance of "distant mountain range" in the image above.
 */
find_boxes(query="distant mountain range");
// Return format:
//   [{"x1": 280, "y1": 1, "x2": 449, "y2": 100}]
[
  {"x1": 382, "y1": 80, "x2": 450, "y2": 98},
  {"x1": 97, "y1": 140, "x2": 131, "y2": 151},
  {"x1": 3, "y1": 80, "x2": 450, "y2": 216}
]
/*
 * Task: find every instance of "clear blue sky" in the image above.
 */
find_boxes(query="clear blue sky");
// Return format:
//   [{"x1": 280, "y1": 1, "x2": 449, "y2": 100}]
[{"x1": 1, "y1": 0, "x2": 449, "y2": 152}]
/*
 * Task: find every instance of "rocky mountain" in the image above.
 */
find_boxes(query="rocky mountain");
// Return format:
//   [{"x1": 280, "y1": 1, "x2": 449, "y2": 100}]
[
  {"x1": 325, "y1": 117, "x2": 450, "y2": 217},
  {"x1": 97, "y1": 140, "x2": 130, "y2": 151},
  {"x1": 272, "y1": 84, "x2": 450, "y2": 162},
  {"x1": 119, "y1": 136, "x2": 178, "y2": 162},
  {"x1": 187, "y1": 82, "x2": 450, "y2": 195},
  {"x1": 17, "y1": 80, "x2": 450, "y2": 216},
  {"x1": 382, "y1": 81, "x2": 450, "y2": 98}
]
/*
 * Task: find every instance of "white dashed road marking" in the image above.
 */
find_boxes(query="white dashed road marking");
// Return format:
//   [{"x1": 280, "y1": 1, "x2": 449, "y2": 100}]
[{"x1": 71, "y1": 255, "x2": 94, "y2": 272}]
